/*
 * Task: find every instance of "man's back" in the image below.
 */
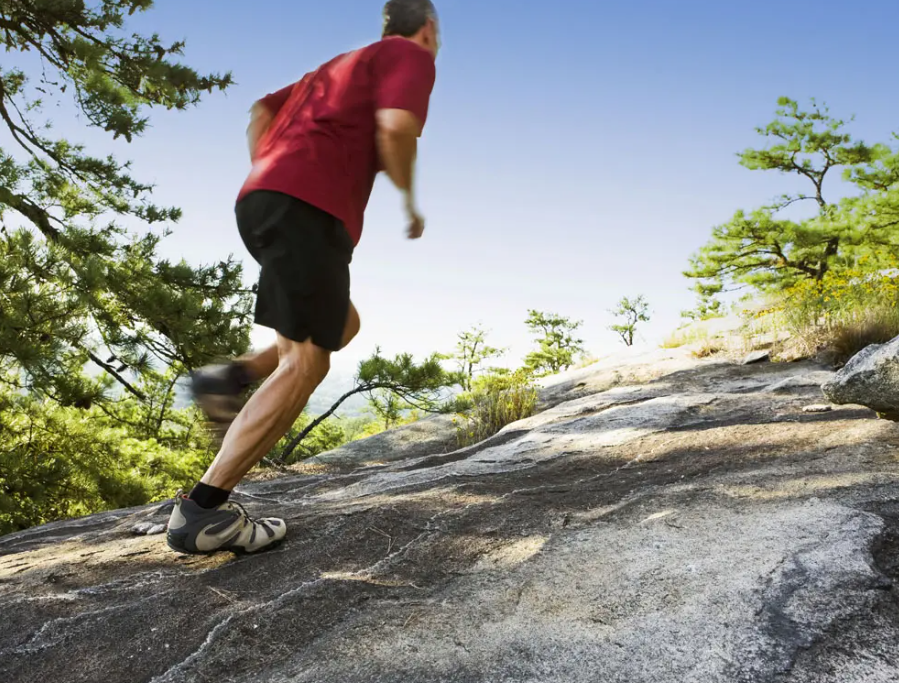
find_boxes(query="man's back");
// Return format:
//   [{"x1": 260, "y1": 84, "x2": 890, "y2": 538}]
[{"x1": 239, "y1": 37, "x2": 436, "y2": 245}]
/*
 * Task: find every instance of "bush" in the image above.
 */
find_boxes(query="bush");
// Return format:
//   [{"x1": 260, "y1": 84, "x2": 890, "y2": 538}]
[
  {"x1": 661, "y1": 326, "x2": 710, "y2": 349},
  {"x1": 691, "y1": 340, "x2": 724, "y2": 358},
  {"x1": 0, "y1": 392, "x2": 212, "y2": 535},
  {"x1": 274, "y1": 415, "x2": 349, "y2": 466},
  {"x1": 772, "y1": 259, "x2": 899, "y2": 365},
  {"x1": 454, "y1": 370, "x2": 538, "y2": 448}
]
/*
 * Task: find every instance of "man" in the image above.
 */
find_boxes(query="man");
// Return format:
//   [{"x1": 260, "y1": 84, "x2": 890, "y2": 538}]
[{"x1": 166, "y1": 0, "x2": 440, "y2": 555}]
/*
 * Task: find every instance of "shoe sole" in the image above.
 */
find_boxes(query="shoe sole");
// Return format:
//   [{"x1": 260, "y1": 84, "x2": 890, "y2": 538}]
[{"x1": 166, "y1": 536, "x2": 285, "y2": 557}]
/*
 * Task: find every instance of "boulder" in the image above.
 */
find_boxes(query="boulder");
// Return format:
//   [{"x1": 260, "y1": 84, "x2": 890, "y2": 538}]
[{"x1": 822, "y1": 336, "x2": 899, "y2": 419}]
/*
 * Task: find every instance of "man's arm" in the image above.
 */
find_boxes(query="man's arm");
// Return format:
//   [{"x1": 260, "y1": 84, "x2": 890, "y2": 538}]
[
  {"x1": 376, "y1": 108, "x2": 424, "y2": 236},
  {"x1": 247, "y1": 101, "x2": 276, "y2": 160},
  {"x1": 246, "y1": 82, "x2": 295, "y2": 160},
  {"x1": 371, "y1": 40, "x2": 436, "y2": 239}
]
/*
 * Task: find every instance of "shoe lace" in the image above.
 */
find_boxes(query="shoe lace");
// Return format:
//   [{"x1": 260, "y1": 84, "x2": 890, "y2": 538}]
[{"x1": 226, "y1": 500, "x2": 254, "y2": 523}]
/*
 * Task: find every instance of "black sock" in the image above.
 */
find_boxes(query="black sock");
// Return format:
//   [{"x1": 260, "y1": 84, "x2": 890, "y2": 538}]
[{"x1": 189, "y1": 482, "x2": 232, "y2": 509}]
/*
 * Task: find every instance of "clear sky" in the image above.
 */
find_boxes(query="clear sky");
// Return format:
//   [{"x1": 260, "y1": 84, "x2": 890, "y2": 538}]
[{"x1": 78, "y1": 0, "x2": 899, "y2": 376}]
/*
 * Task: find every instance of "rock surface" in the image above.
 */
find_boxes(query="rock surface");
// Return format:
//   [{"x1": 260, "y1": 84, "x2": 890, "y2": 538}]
[
  {"x1": 823, "y1": 336, "x2": 899, "y2": 419},
  {"x1": 4, "y1": 350, "x2": 899, "y2": 683},
  {"x1": 304, "y1": 414, "x2": 458, "y2": 468},
  {"x1": 742, "y1": 349, "x2": 771, "y2": 365}
]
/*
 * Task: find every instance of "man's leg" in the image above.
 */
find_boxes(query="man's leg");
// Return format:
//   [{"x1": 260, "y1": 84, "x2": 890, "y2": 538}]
[
  {"x1": 190, "y1": 302, "x2": 359, "y2": 427},
  {"x1": 204, "y1": 301, "x2": 359, "y2": 488},
  {"x1": 166, "y1": 304, "x2": 359, "y2": 555},
  {"x1": 202, "y1": 334, "x2": 331, "y2": 490},
  {"x1": 237, "y1": 344, "x2": 279, "y2": 381},
  {"x1": 206, "y1": 302, "x2": 358, "y2": 485},
  {"x1": 170, "y1": 192, "x2": 359, "y2": 554}
]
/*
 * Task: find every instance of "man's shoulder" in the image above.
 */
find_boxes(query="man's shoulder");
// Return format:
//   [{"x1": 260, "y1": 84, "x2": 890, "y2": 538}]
[
  {"x1": 317, "y1": 38, "x2": 430, "y2": 72},
  {"x1": 361, "y1": 37, "x2": 432, "y2": 63}
]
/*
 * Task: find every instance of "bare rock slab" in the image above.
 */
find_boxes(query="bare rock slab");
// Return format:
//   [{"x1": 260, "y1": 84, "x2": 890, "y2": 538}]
[{"x1": 3, "y1": 357, "x2": 899, "y2": 683}]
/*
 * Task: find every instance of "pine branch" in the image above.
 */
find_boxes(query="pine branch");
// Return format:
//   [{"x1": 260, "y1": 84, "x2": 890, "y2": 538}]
[{"x1": 86, "y1": 350, "x2": 145, "y2": 400}]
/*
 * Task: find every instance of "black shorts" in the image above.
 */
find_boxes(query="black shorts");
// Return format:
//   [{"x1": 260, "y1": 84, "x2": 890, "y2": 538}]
[{"x1": 236, "y1": 191, "x2": 354, "y2": 352}]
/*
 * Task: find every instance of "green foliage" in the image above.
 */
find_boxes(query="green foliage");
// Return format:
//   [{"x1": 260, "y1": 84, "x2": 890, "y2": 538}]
[
  {"x1": 357, "y1": 349, "x2": 461, "y2": 410},
  {"x1": 685, "y1": 97, "x2": 898, "y2": 295},
  {"x1": 276, "y1": 348, "x2": 462, "y2": 463},
  {"x1": 368, "y1": 389, "x2": 407, "y2": 431},
  {"x1": 609, "y1": 295, "x2": 650, "y2": 347},
  {"x1": 0, "y1": 0, "x2": 248, "y2": 406},
  {"x1": 341, "y1": 415, "x2": 381, "y2": 442},
  {"x1": 523, "y1": 310, "x2": 584, "y2": 377},
  {"x1": 0, "y1": 385, "x2": 213, "y2": 535},
  {"x1": 454, "y1": 369, "x2": 538, "y2": 448},
  {"x1": 681, "y1": 292, "x2": 725, "y2": 322},
  {"x1": 440, "y1": 325, "x2": 506, "y2": 392},
  {"x1": 768, "y1": 257, "x2": 899, "y2": 365},
  {"x1": 274, "y1": 413, "x2": 348, "y2": 466},
  {"x1": 0, "y1": 2, "x2": 251, "y2": 531}
]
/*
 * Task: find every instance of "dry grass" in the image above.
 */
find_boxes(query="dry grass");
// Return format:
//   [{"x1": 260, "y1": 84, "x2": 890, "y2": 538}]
[
  {"x1": 661, "y1": 326, "x2": 710, "y2": 349},
  {"x1": 455, "y1": 375, "x2": 538, "y2": 448},
  {"x1": 691, "y1": 340, "x2": 724, "y2": 358},
  {"x1": 815, "y1": 317, "x2": 899, "y2": 367},
  {"x1": 774, "y1": 307, "x2": 899, "y2": 367}
]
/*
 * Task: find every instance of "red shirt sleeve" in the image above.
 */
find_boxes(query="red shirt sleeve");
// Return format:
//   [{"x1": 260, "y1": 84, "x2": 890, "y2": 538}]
[
  {"x1": 372, "y1": 39, "x2": 437, "y2": 128},
  {"x1": 259, "y1": 82, "x2": 296, "y2": 115}
]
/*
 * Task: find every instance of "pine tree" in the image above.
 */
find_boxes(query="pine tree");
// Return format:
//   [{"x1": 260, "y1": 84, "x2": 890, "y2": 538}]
[
  {"x1": 0, "y1": 0, "x2": 252, "y2": 408},
  {"x1": 0, "y1": 1, "x2": 253, "y2": 531},
  {"x1": 609, "y1": 295, "x2": 650, "y2": 347},
  {"x1": 685, "y1": 97, "x2": 894, "y2": 296},
  {"x1": 441, "y1": 325, "x2": 506, "y2": 392},
  {"x1": 523, "y1": 310, "x2": 584, "y2": 376},
  {"x1": 276, "y1": 348, "x2": 461, "y2": 463}
]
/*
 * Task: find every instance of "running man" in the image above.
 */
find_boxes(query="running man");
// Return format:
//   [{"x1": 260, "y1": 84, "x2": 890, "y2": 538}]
[{"x1": 166, "y1": 0, "x2": 440, "y2": 555}]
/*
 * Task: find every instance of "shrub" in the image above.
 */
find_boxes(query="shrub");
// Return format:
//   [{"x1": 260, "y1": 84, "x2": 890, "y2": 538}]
[
  {"x1": 454, "y1": 370, "x2": 538, "y2": 448},
  {"x1": 691, "y1": 340, "x2": 724, "y2": 358},
  {"x1": 274, "y1": 415, "x2": 349, "y2": 466},
  {"x1": 0, "y1": 392, "x2": 212, "y2": 535},
  {"x1": 771, "y1": 259, "x2": 899, "y2": 365},
  {"x1": 660, "y1": 323, "x2": 716, "y2": 349}
]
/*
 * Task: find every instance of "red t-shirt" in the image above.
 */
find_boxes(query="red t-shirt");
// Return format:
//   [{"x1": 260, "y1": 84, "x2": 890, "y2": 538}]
[{"x1": 237, "y1": 37, "x2": 436, "y2": 246}]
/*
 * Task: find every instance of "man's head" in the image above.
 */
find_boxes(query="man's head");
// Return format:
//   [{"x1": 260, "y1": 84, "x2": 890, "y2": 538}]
[{"x1": 382, "y1": 0, "x2": 440, "y2": 58}]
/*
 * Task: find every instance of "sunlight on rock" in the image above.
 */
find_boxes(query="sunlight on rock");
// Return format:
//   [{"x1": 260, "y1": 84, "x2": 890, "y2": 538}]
[
  {"x1": 349, "y1": 486, "x2": 502, "y2": 509},
  {"x1": 0, "y1": 536, "x2": 231, "y2": 581},
  {"x1": 640, "y1": 509, "x2": 677, "y2": 524},
  {"x1": 473, "y1": 536, "x2": 547, "y2": 572},
  {"x1": 318, "y1": 571, "x2": 417, "y2": 588},
  {"x1": 719, "y1": 472, "x2": 899, "y2": 501}
]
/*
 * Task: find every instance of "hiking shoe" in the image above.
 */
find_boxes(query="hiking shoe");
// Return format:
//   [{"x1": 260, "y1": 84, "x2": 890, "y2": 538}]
[
  {"x1": 190, "y1": 362, "x2": 252, "y2": 444},
  {"x1": 166, "y1": 493, "x2": 287, "y2": 555}
]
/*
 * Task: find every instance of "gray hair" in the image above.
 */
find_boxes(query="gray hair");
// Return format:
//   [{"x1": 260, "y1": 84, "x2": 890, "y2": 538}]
[{"x1": 382, "y1": 0, "x2": 437, "y2": 38}]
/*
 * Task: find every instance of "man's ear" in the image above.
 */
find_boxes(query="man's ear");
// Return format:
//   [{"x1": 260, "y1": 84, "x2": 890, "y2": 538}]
[{"x1": 425, "y1": 17, "x2": 439, "y2": 50}]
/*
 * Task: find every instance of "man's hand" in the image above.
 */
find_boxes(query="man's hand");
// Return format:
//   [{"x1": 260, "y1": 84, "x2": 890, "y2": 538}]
[{"x1": 406, "y1": 202, "x2": 425, "y2": 239}]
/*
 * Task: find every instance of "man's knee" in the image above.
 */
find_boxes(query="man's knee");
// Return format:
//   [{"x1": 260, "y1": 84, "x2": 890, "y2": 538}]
[
  {"x1": 277, "y1": 338, "x2": 331, "y2": 387},
  {"x1": 341, "y1": 304, "x2": 361, "y2": 349}
]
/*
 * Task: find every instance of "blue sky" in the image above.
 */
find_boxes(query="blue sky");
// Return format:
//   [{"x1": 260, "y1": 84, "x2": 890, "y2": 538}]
[{"x1": 71, "y1": 0, "x2": 899, "y2": 377}]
